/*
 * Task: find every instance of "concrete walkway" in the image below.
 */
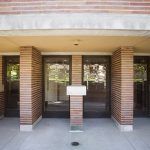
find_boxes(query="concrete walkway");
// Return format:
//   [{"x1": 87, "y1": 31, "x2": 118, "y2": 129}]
[{"x1": 0, "y1": 118, "x2": 150, "y2": 150}]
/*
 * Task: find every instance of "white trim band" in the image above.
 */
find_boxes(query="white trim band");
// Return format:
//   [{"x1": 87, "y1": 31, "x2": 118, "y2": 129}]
[
  {"x1": 41, "y1": 52, "x2": 113, "y2": 55},
  {"x1": 134, "y1": 53, "x2": 150, "y2": 56},
  {"x1": 1, "y1": 52, "x2": 150, "y2": 56},
  {"x1": 0, "y1": 52, "x2": 20, "y2": 56}
]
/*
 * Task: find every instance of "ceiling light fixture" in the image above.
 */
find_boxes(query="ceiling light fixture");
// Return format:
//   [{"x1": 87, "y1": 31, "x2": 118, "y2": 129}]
[{"x1": 73, "y1": 39, "x2": 81, "y2": 46}]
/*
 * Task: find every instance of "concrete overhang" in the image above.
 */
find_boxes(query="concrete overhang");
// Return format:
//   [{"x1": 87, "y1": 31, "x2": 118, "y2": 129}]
[
  {"x1": 0, "y1": 13, "x2": 150, "y2": 31},
  {"x1": 0, "y1": 13, "x2": 150, "y2": 55}
]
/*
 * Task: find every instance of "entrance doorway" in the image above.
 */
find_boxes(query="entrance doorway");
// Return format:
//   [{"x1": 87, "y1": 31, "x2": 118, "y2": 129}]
[
  {"x1": 43, "y1": 56, "x2": 71, "y2": 117},
  {"x1": 134, "y1": 56, "x2": 150, "y2": 117},
  {"x1": 4, "y1": 56, "x2": 20, "y2": 117},
  {"x1": 83, "y1": 56, "x2": 111, "y2": 118}
]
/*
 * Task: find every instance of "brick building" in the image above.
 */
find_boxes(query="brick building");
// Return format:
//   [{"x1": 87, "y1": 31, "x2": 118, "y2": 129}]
[{"x1": 0, "y1": 0, "x2": 150, "y2": 132}]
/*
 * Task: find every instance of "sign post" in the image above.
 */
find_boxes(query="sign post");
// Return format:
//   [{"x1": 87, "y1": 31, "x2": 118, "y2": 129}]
[{"x1": 67, "y1": 85, "x2": 86, "y2": 147}]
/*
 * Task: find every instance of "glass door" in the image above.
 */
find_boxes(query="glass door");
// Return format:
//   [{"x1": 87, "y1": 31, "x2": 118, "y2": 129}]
[
  {"x1": 134, "y1": 57, "x2": 149, "y2": 117},
  {"x1": 43, "y1": 56, "x2": 71, "y2": 117},
  {"x1": 83, "y1": 56, "x2": 111, "y2": 118},
  {"x1": 4, "y1": 56, "x2": 20, "y2": 117}
]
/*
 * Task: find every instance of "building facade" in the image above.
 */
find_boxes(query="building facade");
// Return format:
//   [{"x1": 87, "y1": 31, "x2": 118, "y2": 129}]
[{"x1": 0, "y1": 0, "x2": 150, "y2": 132}]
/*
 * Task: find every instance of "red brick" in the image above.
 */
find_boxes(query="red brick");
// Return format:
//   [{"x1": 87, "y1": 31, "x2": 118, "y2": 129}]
[{"x1": 111, "y1": 47, "x2": 134, "y2": 125}]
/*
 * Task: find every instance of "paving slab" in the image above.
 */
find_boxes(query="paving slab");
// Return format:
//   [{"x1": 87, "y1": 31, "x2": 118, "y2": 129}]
[{"x1": 0, "y1": 118, "x2": 150, "y2": 150}]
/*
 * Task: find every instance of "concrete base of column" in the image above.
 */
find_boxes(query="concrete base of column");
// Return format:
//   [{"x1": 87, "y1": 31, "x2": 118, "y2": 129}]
[
  {"x1": 70, "y1": 125, "x2": 83, "y2": 132},
  {"x1": 0, "y1": 114, "x2": 4, "y2": 119},
  {"x1": 20, "y1": 115, "x2": 42, "y2": 132},
  {"x1": 112, "y1": 116, "x2": 133, "y2": 132}
]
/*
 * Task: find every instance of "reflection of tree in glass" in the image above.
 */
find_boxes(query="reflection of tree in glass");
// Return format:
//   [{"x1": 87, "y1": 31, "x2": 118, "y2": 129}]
[
  {"x1": 7, "y1": 64, "x2": 19, "y2": 81},
  {"x1": 84, "y1": 64, "x2": 106, "y2": 83},
  {"x1": 47, "y1": 64, "x2": 69, "y2": 84},
  {"x1": 134, "y1": 64, "x2": 147, "y2": 82}
]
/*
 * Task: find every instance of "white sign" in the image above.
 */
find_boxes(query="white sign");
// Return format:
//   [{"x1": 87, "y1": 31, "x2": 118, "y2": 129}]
[{"x1": 67, "y1": 85, "x2": 86, "y2": 96}]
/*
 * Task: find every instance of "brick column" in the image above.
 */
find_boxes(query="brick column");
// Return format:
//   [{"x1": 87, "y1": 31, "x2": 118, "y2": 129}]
[
  {"x1": 20, "y1": 46, "x2": 42, "y2": 131},
  {"x1": 111, "y1": 47, "x2": 134, "y2": 132},
  {"x1": 70, "y1": 55, "x2": 83, "y2": 131},
  {"x1": 0, "y1": 56, "x2": 4, "y2": 119}
]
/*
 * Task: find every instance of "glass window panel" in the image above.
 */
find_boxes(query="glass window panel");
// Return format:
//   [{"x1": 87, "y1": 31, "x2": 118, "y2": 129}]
[
  {"x1": 134, "y1": 64, "x2": 147, "y2": 82},
  {"x1": 134, "y1": 57, "x2": 149, "y2": 117},
  {"x1": 5, "y1": 56, "x2": 20, "y2": 116},
  {"x1": 44, "y1": 56, "x2": 70, "y2": 117},
  {"x1": 83, "y1": 56, "x2": 110, "y2": 117}
]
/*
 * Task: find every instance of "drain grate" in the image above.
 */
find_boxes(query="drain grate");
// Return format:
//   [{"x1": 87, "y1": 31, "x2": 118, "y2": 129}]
[{"x1": 71, "y1": 142, "x2": 80, "y2": 146}]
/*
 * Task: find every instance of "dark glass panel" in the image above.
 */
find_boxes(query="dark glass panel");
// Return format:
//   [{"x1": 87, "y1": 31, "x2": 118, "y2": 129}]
[
  {"x1": 5, "y1": 56, "x2": 20, "y2": 117},
  {"x1": 134, "y1": 57, "x2": 149, "y2": 117},
  {"x1": 83, "y1": 56, "x2": 111, "y2": 118}
]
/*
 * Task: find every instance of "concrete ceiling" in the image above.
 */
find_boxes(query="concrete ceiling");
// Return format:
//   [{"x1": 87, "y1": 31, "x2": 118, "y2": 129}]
[{"x1": 0, "y1": 36, "x2": 150, "y2": 53}]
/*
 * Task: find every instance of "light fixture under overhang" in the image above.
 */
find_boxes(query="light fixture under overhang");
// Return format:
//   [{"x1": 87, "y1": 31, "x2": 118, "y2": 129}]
[{"x1": 73, "y1": 39, "x2": 81, "y2": 46}]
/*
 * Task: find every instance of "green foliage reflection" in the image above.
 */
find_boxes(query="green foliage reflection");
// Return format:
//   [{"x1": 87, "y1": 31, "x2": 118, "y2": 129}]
[{"x1": 7, "y1": 64, "x2": 19, "y2": 81}]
